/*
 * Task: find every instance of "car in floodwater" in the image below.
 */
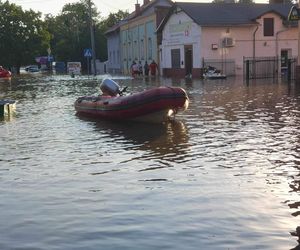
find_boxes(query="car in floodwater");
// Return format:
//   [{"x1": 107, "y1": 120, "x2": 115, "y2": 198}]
[{"x1": 25, "y1": 65, "x2": 40, "y2": 73}]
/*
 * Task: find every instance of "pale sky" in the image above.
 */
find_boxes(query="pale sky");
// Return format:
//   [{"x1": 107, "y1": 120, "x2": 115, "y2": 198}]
[{"x1": 9, "y1": 0, "x2": 267, "y2": 18}]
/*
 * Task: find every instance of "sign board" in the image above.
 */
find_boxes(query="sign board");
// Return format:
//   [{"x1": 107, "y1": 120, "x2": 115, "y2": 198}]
[
  {"x1": 67, "y1": 62, "x2": 81, "y2": 75},
  {"x1": 288, "y1": 6, "x2": 300, "y2": 21},
  {"x1": 84, "y1": 48, "x2": 92, "y2": 57}
]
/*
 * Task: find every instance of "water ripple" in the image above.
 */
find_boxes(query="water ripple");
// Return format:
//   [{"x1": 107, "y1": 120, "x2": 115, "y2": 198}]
[{"x1": 0, "y1": 75, "x2": 300, "y2": 249}]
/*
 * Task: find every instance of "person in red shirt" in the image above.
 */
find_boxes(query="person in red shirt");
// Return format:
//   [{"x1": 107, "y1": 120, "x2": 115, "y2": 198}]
[{"x1": 149, "y1": 60, "x2": 158, "y2": 76}]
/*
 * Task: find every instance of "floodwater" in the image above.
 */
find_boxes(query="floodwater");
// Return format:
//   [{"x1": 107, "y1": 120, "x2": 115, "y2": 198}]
[{"x1": 0, "y1": 73, "x2": 300, "y2": 250}]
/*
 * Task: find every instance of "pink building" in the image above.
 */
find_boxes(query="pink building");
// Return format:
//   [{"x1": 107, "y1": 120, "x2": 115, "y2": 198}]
[{"x1": 158, "y1": 3, "x2": 297, "y2": 77}]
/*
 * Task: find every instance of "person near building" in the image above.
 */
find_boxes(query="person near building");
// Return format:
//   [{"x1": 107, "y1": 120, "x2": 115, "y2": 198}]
[
  {"x1": 144, "y1": 61, "x2": 149, "y2": 76},
  {"x1": 149, "y1": 60, "x2": 158, "y2": 76},
  {"x1": 138, "y1": 61, "x2": 143, "y2": 76},
  {"x1": 130, "y1": 61, "x2": 139, "y2": 77}
]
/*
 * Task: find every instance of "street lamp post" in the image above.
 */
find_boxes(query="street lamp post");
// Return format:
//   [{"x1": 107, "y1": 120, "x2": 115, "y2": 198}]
[
  {"x1": 289, "y1": 5, "x2": 300, "y2": 83},
  {"x1": 297, "y1": 2, "x2": 300, "y2": 83},
  {"x1": 88, "y1": 0, "x2": 97, "y2": 76}
]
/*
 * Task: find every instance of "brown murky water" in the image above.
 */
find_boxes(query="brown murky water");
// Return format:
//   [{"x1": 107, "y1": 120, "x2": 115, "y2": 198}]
[{"x1": 0, "y1": 74, "x2": 300, "y2": 249}]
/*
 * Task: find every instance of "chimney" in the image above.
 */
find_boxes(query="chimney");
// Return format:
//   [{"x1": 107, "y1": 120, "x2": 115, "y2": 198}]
[
  {"x1": 135, "y1": 1, "x2": 141, "y2": 15},
  {"x1": 143, "y1": 0, "x2": 150, "y2": 5}
]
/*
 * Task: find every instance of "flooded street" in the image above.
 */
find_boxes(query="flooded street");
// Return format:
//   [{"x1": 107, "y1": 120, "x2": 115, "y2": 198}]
[{"x1": 0, "y1": 74, "x2": 300, "y2": 249}]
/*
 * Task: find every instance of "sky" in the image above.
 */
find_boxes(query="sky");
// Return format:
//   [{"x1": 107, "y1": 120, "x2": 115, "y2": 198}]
[{"x1": 9, "y1": 0, "x2": 268, "y2": 18}]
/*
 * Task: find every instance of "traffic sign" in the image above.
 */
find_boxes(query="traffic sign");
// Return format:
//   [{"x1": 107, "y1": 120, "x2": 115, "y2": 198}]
[
  {"x1": 84, "y1": 48, "x2": 92, "y2": 57},
  {"x1": 288, "y1": 6, "x2": 300, "y2": 21}
]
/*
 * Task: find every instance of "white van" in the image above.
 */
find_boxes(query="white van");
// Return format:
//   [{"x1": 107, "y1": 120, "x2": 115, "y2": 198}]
[{"x1": 67, "y1": 62, "x2": 81, "y2": 75}]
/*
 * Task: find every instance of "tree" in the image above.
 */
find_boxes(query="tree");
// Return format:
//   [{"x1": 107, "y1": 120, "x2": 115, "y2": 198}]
[
  {"x1": 101, "y1": 10, "x2": 129, "y2": 28},
  {"x1": 44, "y1": 0, "x2": 129, "y2": 70},
  {"x1": 96, "y1": 10, "x2": 129, "y2": 62},
  {"x1": 0, "y1": 1, "x2": 50, "y2": 72},
  {"x1": 44, "y1": 0, "x2": 101, "y2": 69}
]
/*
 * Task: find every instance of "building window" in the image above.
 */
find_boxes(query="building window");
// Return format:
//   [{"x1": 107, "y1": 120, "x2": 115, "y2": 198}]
[
  {"x1": 148, "y1": 37, "x2": 152, "y2": 60},
  {"x1": 134, "y1": 41, "x2": 138, "y2": 60},
  {"x1": 171, "y1": 49, "x2": 180, "y2": 68},
  {"x1": 263, "y1": 18, "x2": 274, "y2": 36},
  {"x1": 123, "y1": 44, "x2": 127, "y2": 62},
  {"x1": 140, "y1": 39, "x2": 144, "y2": 60}
]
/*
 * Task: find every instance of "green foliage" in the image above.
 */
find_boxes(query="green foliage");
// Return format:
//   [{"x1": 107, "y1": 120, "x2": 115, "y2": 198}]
[
  {"x1": 97, "y1": 10, "x2": 129, "y2": 61},
  {"x1": 0, "y1": 0, "x2": 129, "y2": 71},
  {"x1": 45, "y1": 1, "x2": 129, "y2": 68},
  {"x1": 44, "y1": 0, "x2": 109, "y2": 69},
  {"x1": 101, "y1": 10, "x2": 129, "y2": 28},
  {"x1": 0, "y1": 1, "x2": 50, "y2": 70},
  {"x1": 44, "y1": 0, "x2": 96, "y2": 65}
]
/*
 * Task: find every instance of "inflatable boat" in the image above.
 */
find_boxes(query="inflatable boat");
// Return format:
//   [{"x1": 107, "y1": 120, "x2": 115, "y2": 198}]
[{"x1": 75, "y1": 79, "x2": 189, "y2": 123}]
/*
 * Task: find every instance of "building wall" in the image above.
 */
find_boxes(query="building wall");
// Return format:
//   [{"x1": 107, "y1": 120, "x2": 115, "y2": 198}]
[
  {"x1": 161, "y1": 11, "x2": 201, "y2": 78},
  {"x1": 121, "y1": 15, "x2": 157, "y2": 74},
  {"x1": 106, "y1": 31, "x2": 121, "y2": 73},
  {"x1": 120, "y1": 0, "x2": 173, "y2": 75},
  {"x1": 161, "y1": 11, "x2": 298, "y2": 77},
  {"x1": 255, "y1": 13, "x2": 297, "y2": 58},
  {"x1": 201, "y1": 26, "x2": 255, "y2": 75},
  {"x1": 202, "y1": 13, "x2": 298, "y2": 75}
]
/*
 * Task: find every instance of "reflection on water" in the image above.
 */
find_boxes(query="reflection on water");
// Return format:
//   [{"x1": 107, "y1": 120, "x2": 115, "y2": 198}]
[
  {"x1": 87, "y1": 118, "x2": 190, "y2": 163},
  {"x1": 1, "y1": 74, "x2": 300, "y2": 249}
]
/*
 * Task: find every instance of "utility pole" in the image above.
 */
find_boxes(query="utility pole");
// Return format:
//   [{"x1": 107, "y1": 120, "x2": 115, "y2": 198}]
[
  {"x1": 298, "y1": 1, "x2": 300, "y2": 80},
  {"x1": 88, "y1": 0, "x2": 97, "y2": 76}
]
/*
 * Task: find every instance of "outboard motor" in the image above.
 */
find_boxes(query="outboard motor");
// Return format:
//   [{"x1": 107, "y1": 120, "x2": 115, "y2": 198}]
[{"x1": 100, "y1": 78, "x2": 121, "y2": 96}]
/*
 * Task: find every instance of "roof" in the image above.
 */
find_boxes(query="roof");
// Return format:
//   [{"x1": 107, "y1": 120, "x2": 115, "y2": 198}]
[
  {"x1": 125, "y1": 0, "x2": 173, "y2": 21},
  {"x1": 158, "y1": 2, "x2": 295, "y2": 29},
  {"x1": 104, "y1": 20, "x2": 125, "y2": 36},
  {"x1": 105, "y1": 0, "x2": 173, "y2": 36}
]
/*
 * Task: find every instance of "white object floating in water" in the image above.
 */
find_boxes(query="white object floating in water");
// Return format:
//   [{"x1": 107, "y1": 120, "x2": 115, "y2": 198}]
[{"x1": 0, "y1": 99, "x2": 16, "y2": 116}]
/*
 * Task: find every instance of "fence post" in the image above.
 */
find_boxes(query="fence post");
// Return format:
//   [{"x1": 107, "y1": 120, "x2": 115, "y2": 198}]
[
  {"x1": 287, "y1": 59, "x2": 292, "y2": 82},
  {"x1": 246, "y1": 60, "x2": 250, "y2": 81}
]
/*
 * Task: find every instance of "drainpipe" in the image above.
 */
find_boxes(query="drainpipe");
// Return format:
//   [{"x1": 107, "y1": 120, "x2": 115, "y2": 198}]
[
  {"x1": 296, "y1": 3, "x2": 300, "y2": 84},
  {"x1": 252, "y1": 25, "x2": 259, "y2": 77}
]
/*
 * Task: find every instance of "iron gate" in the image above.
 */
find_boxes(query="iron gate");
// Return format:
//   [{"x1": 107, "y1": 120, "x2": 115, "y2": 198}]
[{"x1": 243, "y1": 56, "x2": 297, "y2": 80}]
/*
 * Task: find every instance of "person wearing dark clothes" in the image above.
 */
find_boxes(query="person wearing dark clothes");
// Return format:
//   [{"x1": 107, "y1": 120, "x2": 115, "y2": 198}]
[
  {"x1": 138, "y1": 61, "x2": 143, "y2": 76},
  {"x1": 144, "y1": 61, "x2": 149, "y2": 76}
]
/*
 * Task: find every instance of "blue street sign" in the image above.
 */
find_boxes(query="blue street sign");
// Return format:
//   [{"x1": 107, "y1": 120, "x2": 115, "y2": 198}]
[{"x1": 84, "y1": 48, "x2": 92, "y2": 57}]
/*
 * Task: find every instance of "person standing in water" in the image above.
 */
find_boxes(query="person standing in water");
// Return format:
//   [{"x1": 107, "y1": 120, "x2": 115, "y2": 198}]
[
  {"x1": 149, "y1": 60, "x2": 158, "y2": 76},
  {"x1": 144, "y1": 61, "x2": 149, "y2": 76},
  {"x1": 138, "y1": 61, "x2": 143, "y2": 76}
]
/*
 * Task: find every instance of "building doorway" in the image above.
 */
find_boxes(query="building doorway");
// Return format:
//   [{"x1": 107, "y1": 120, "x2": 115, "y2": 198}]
[
  {"x1": 281, "y1": 49, "x2": 290, "y2": 75},
  {"x1": 184, "y1": 45, "x2": 193, "y2": 77}
]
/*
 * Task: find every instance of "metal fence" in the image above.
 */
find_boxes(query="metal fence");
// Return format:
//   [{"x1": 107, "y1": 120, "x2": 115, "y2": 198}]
[
  {"x1": 203, "y1": 59, "x2": 235, "y2": 76},
  {"x1": 287, "y1": 57, "x2": 297, "y2": 81},
  {"x1": 243, "y1": 56, "x2": 279, "y2": 80},
  {"x1": 243, "y1": 56, "x2": 298, "y2": 81}
]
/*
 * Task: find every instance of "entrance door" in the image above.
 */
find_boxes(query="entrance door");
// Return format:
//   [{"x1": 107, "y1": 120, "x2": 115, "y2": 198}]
[
  {"x1": 281, "y1": 50, "x2": 288, "y2": 68},
  {"x1": 281, "y1": 49, "x2": 291, "y2": 76},
  {"x1": 185, "y1": 45, "x2": 193, "y2": 76}
]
